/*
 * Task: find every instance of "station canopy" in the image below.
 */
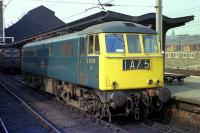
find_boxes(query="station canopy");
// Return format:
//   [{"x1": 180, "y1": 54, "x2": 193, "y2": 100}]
[{"x1": 3, "y1": 6, "x2": 194, "y2": 50}]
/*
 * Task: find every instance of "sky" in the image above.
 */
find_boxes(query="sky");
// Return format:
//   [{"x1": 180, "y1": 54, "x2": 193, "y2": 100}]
[{"x1": 3, "y1": 0, "x2": 200, "y2": 35}]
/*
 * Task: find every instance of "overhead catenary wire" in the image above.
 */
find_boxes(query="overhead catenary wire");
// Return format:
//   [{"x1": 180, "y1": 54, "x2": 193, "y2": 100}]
[
  {"x1": 166, "y1": 7, "x2": 200, "y2": 34},
  {"x1": 63, "y1": 6, "x2": 102, "y2": 21},
  {"x1": 27, "y1": 0, "x2": 97, "y2": 5},
  {"x1": 176, "y1": 23, "x2": 200, "y2": 29},
  {"x1": 49, "y1": 0, "x2": 61, "y2": 8},
  {"x1": 167, "y1": 10, "x2": 200, "y2": 18},
  {"x1": 97, "y1": 0, "x2": 105, "y2": 10},
  {"x1": 166, "y1": 6, "x2": 200, "y2": 15},
  {"x1": 5, "y1": 0, "x2": 13, "y2": 9},
  {"x1": 60, "y1": 0, "x2": 116, "y2": 21},
  {"x1": 27, "y1": 0, "x2": 154, "y2": 8},
  {"x1": 102, "y1": 3, "x2": 154, "y2": 8}
]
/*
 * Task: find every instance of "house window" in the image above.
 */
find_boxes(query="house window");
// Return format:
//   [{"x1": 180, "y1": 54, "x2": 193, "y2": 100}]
[
  {"x1": 189, "y1": 53, "x2": 195, "y2": 58},
  {"x1": 166, "y1": 53, "x2": 171, "y2": 58},
  {"x1": 179, "y1": 53, "x2": 183, "y2": 58},
  {"x1": 174, "y1": 53, "x2": 179, "y2": 58},
  {"x1": 183, "y1": 53, "x2": 187, "y2": 58}
]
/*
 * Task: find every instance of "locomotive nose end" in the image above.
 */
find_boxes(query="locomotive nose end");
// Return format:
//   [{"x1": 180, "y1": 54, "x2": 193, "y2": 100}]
[{"x1": 158, "y1": 87, "x2": 171, "y2": 103}]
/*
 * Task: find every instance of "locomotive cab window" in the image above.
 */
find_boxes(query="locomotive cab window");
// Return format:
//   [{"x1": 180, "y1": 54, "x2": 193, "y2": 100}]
[
  {"x1": 87, "y1": 34, "x2": 100, "y2": 55},
  {"x1": 143, "y1": 35, "x2": 159, "y2": 53},
  {"x1": 127, "y1": 34, "x2": 141, "y2": 53},
  {"x1": 95, "y1": 35, "x2": 100, "y2": 54},
  {"x1": 106, "y1": 34, "x2": 124, "y2": 53}
]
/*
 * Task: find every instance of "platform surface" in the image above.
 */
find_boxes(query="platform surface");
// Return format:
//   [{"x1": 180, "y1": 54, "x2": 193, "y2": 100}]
[{"x1": 166, "y1": 76, "x2": 200, "y2": 105}]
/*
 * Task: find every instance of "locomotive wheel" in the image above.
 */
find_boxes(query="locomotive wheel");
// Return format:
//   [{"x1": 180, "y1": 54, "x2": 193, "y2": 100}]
[
  {"x1": 126, "y1": 96, "x2": 133, "y2": 114},
  {"x1": 151, "y1": 97, "x2": 163, "y2": 111},
  {"x1": 101, "y1": 103, "x2": 111, "y2": 122}
]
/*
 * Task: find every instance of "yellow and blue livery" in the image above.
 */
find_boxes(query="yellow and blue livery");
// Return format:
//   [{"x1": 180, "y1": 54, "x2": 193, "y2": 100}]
[{"x1": 22, "y1": 21, "x2": 170, "y2": 121}]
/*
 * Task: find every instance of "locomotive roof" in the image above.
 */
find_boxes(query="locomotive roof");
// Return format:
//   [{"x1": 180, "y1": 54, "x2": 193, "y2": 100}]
[
  {"x1": 24, "y1": 21, "x2": 156, "y2": 48},
  {"x1": 80, "y1": 21, "x2": 157, "y2": 34}
]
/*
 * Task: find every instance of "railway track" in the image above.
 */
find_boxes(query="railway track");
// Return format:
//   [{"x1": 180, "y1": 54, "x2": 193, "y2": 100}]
[
  {"x1": 166, "y1": 100, "x2": 200, "y2": 132},
  {"x1": 0, "y1": 79, "x2": 61, "y2": 133},
  {"x1": 0, "y1": 117, "x2": 8, "y2": 133},
  {"x1": 0, "y1": 74, "x2": 185, "y2": 133}
]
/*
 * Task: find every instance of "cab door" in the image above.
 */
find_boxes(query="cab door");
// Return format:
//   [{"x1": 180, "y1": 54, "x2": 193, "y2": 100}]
[
  {"x1": 79, "y1": 37, "x2": 87, "y2": 86},
  {"x1": 78, "y1": 35, "x2": 99, "y2": 89}
]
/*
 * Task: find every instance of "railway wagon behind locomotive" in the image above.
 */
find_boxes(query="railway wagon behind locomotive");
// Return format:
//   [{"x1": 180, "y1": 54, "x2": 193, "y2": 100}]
[
  {"x1": 22, "y1": 21, "x2": 170, "y2": 121},
  {"x1": 0, "y1": 47, "x2": 21, "y2": 73}
]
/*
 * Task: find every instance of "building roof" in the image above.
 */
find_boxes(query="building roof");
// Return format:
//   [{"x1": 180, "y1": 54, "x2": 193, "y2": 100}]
[
  {"x1": 166, "y1": 35, "x2": 200, "y2": 45},
  {"x1": 5, "y1": 5, "x2": 65, "y2": 42},
  {"x1": 3, "y1": 9, "x2": 194, "y2": 48},
  {"x1": 33, "y1": 10, "x2": 193, "y2": 34}
]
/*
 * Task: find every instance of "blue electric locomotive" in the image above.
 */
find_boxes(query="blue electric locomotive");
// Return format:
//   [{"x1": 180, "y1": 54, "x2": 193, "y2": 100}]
[{"x1": 22, "y1": 21, "x2": 170, "y2": 121}]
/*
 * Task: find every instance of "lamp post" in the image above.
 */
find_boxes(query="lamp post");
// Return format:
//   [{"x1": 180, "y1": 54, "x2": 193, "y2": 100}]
[{"x1": 0, "y1": 0, "x2": 5, "y2": 43}]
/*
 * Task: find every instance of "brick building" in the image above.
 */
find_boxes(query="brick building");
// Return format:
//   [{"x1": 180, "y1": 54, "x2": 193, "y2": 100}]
[{"x1": 165, "y1": 35, "x2": 200, "y2": 70}]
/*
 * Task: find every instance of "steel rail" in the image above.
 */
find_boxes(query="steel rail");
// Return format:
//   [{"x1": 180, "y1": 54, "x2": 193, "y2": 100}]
[
  {"x1": 0, "y1": 118, "x2": 8, "y2": 133},
  {"x1": 0, "y1": 82, "x2": 61, "y2": 133},
  {"x1": 63, "y1": 103, "x2": 129, "y2": 133},
  {"x1": 6, "y1": 76, "x2": 129, "y2": 133},
  {"x1": 7, "y1": 75, "x2": 185, "y2": 133}
]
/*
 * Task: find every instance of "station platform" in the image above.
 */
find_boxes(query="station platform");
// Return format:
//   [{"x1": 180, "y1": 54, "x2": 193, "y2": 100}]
[{"x1": 165, "y1": 76, "x2": 200, "y2": 106}]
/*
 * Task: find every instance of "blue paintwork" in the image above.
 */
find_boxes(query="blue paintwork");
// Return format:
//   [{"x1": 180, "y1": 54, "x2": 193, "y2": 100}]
[
  {"x1": 79, "y1": 56, "x2": 99, "y2": 88},
  {"x1": 22, "y1": 33, "x2": 99, "y2": 89}
]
